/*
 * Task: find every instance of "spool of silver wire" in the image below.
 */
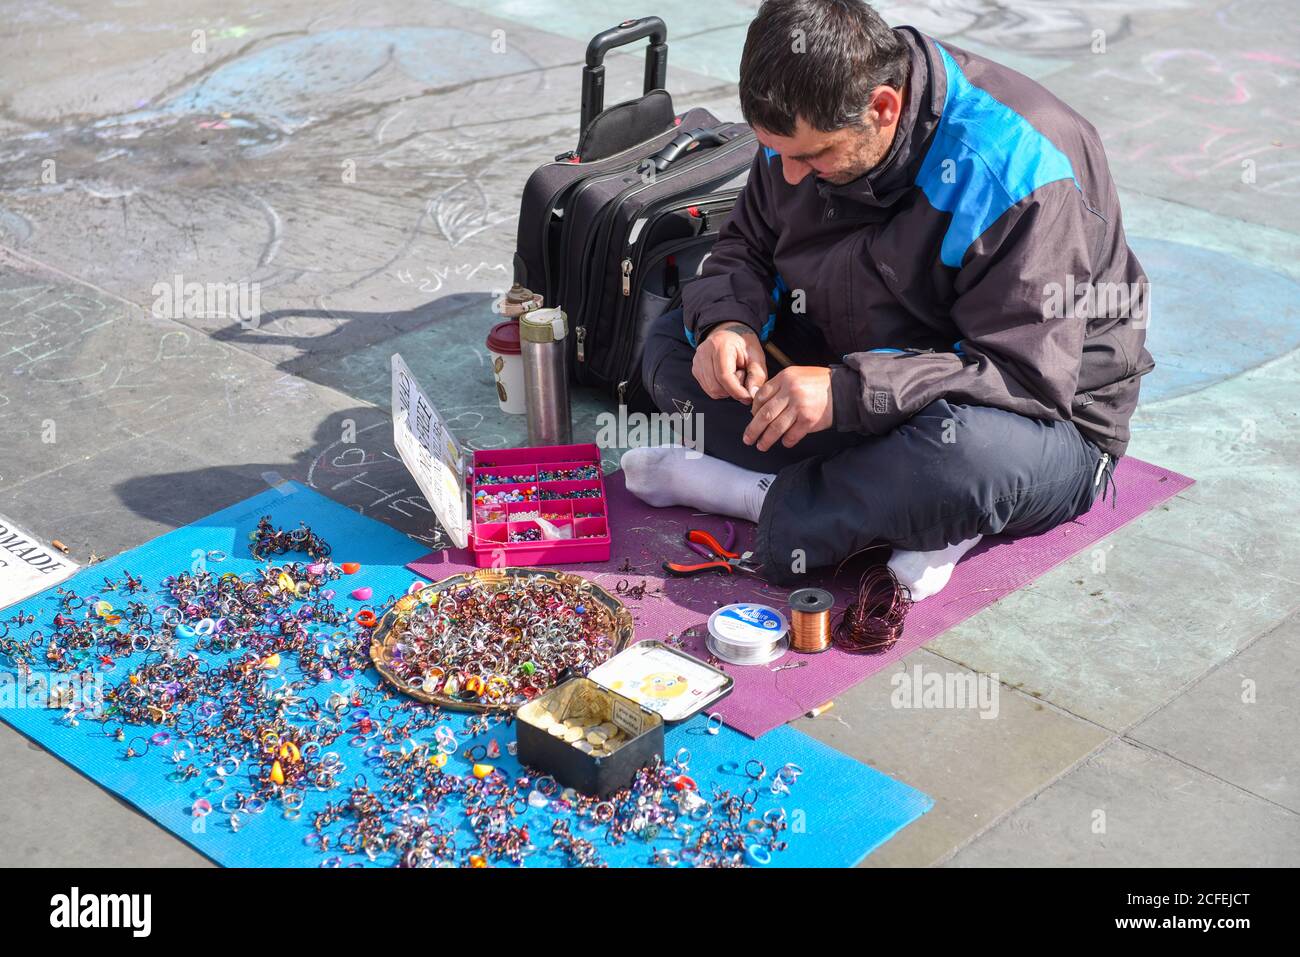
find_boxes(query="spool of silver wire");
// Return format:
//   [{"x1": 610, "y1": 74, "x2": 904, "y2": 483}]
[{"x1": 706, "y1": 603, "x2": 790, "y2": 665}]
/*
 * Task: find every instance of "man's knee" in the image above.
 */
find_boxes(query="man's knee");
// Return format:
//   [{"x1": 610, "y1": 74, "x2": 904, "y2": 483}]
[
  {"x1": 641, "y1": 307, "x2": 695, "y2": 409},
  {"x1": 867, "y1": 402, "x2": 1035, "y2": 530},
  {"x1": 890, "y1": 401, "x2": 1005, "y2": 487},
  {"x1": 895, "y1": 400, "x2": 1093, "y2": 533}
]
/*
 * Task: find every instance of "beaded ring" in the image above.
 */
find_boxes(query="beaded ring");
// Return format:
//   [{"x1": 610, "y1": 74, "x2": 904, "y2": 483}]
[{"x1": 249, "y1": 516, "x2": 333, "y2": 562}]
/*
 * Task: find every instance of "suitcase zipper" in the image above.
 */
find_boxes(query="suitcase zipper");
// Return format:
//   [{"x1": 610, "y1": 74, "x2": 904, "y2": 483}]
[
  {"x1": 544, "y1": 131, "x2": 710, "y2": 304},
  {"x1": 616, "y1": 198, "x2": 734, "y2": 303},
  {"x1": 605, "y1": 193, "x2": 738, "y2": 393},
  {"x1": 574, "y1": 139, "x2": 753, "y2": 377},
  {"x1": 611, "y1": 229, "x2": 723, "y2": 384},
  {"x1": 541, "y1": 169, "x2": 632, "y2": 305},
  {"x1": 554, "y1": 165, "x2": 641, "y2": 308},
  {"x1": 575, "y1": 182, "x2": 740, "y2": 369},
  {"x1": 623, "y1": 190, "x2": 742, "y2": 298},
  {"x1": 556, "y1": 130, "x2": 747, "y2": 318},
  {"x1": 533, "y1": 110, "x2": 728, "y2": 303}
]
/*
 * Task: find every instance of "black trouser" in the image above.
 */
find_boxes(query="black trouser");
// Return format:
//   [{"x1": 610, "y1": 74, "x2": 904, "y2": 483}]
[{"x1": 642, "y1": 308, "x2": 1116, "y2": 586}]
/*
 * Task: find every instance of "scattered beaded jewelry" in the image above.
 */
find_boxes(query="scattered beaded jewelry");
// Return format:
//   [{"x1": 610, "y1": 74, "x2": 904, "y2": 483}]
[
  {"x1": 249, "y1": 517, "x2": 333, "y2": 562},
  {"x1": 0, "y1": 531, "x2": 795, "y2": 867}
]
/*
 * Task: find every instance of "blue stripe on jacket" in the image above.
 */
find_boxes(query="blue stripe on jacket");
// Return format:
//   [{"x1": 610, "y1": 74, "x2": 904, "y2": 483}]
[{"x1": 916, "y1": 44, "x2": 1079, "y2": 269}]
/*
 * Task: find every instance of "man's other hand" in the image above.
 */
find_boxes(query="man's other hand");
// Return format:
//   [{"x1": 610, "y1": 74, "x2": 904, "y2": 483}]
[
  {"x1": 744, "y1": 366, "x2": 834, "y2": 450},
  {"x1": 692, "y1": 322, "x2": 768, "y2": 404}
]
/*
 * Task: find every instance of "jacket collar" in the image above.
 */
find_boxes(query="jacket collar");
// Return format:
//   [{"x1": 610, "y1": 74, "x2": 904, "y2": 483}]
[{"x1": 815, "y1": 27, "x2": 945, "y2": 210}]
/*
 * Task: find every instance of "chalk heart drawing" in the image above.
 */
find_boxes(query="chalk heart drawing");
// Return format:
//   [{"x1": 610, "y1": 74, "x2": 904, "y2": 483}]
[
  {"x1": 330, "y1": 447, "x2": 369, "y2": 469},
  {"x1": 307, "y1": 408, "x2": 514, "y2": 543}
]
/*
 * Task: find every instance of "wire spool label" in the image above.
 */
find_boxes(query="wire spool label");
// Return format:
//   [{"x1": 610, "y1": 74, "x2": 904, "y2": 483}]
[
  {"x1": 711, "y1": 604, "x2": 786, "y2": 642},
  {"x1": 707, "y1": 603, "x2": 791, "y2": 666}
]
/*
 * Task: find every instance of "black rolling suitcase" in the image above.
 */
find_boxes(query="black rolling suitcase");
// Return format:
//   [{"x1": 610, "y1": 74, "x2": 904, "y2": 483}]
[{"x1": 510, "y1": 16, "x2": 758, "y2": 411}]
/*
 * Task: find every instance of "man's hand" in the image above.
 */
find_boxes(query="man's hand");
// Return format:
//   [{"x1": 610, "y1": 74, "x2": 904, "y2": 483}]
[
  {"x1": 744, "y1": 366, "x2": 834, "y2": 450},
  {"x1": 691, "y1": 322, "x2": 768, "y2": 405}
]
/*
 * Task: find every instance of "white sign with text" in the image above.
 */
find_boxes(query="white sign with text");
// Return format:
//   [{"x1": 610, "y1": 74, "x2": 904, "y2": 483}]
[
  {"x1": 390, "y1": 353, "x2": 469, "y2": 548},
  {"x1": 0, "y1": 514, "x2": 79, "y2": 610}
]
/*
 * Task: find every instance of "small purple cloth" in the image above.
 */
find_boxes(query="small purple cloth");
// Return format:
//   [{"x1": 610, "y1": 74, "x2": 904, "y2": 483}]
[{"x1": 409, "y1": 456, "x2": 1193, "y2": 737}]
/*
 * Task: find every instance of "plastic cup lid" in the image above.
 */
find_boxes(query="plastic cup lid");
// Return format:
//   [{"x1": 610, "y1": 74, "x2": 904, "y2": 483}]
[{"x1": 486, "y1": 320, "x2": 521, "y2": 355}]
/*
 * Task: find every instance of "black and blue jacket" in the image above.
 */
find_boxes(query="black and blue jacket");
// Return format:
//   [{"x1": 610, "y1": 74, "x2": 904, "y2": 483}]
[{"x1": 683, "y1": 26, "x2": 1154, "y2": 458}]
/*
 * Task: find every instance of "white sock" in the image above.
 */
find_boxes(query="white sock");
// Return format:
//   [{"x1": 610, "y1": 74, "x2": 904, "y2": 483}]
[
  {"x1": 620, "y1": 446, "x2": 774, "y2": 524},
  {"x1": 888, "y1": 534, "x2": 983, "y2": 601}
]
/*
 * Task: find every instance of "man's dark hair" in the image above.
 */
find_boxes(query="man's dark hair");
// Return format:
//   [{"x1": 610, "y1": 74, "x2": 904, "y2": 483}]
[{"x1": 739, "y1": 0, "x2": 910, "y2": 136}]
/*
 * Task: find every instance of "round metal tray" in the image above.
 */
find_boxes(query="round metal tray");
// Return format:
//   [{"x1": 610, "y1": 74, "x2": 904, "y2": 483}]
[{"x1": 368, "y1": 566, "x2": 635, "y2": 713}]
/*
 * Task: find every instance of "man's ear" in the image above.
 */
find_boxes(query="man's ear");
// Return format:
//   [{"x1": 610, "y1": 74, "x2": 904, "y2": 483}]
[{"x1": 866, "y1": 85, "x2": 903, "y2": 128}]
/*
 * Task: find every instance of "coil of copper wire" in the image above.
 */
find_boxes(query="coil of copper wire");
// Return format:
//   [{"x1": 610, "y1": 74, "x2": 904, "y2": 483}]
[
  {"x1": 788, "y1": 588, "x2": 834, "y2": 653},
  {"x1": 832, "y1": 566, "x2": 911, "y2": 654}
]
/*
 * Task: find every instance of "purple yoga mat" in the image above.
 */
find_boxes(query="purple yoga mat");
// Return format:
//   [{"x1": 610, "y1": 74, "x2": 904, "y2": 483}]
[{"x1": 408, "y1": 456, "x2": 1193, "y2": 737}]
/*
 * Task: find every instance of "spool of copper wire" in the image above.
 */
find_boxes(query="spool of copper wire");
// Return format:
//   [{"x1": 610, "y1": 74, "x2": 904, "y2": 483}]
[{"x1": 788, "y1": 588, "x2": 834, "y2": 654}]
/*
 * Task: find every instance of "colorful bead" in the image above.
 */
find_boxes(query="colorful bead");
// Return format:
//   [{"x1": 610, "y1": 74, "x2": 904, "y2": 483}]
[{"x1": 537, "y1": 465, "x2": 599, "y2": 482}]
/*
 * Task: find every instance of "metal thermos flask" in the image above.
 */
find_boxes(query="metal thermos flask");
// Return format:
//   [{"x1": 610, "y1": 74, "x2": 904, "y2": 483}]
[{"x1": 519, "y1": 307, "x2": 572, "y2": 446}]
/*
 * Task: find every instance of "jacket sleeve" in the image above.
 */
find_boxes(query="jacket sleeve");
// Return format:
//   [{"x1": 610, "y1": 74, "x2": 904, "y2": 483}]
[
  {"x1": 829, "y1": 179, "x2": 1092, "y2": 433},
  {"x1": 682, "y1": 149, "x2": 780, "y2": 345}
]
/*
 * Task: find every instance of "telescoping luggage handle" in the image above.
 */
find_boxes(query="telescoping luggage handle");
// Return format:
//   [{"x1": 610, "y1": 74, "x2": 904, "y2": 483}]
[{"x1": 581, "y1": 16, "x2": 669, "y2": 137}]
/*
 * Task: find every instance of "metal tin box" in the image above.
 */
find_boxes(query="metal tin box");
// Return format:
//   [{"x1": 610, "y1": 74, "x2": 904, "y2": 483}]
[{"x1": 516, "y1": 641, "x2": 733, "y2": 796}]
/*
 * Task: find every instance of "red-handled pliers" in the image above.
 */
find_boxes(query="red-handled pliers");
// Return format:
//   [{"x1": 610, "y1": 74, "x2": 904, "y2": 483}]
[{"x1": 663, "y1": 525, "x2": 761, "y2": 577}]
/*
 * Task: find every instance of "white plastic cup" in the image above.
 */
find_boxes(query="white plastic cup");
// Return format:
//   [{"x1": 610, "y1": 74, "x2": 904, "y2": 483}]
[{"x1": 487, "y1": 320, "x2": 525, "y2": 415}]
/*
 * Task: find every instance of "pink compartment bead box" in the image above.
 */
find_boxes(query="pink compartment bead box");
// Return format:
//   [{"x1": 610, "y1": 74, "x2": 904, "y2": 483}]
[{"x1": 468, "y1": 443, "x2": 611, "y2": 566}]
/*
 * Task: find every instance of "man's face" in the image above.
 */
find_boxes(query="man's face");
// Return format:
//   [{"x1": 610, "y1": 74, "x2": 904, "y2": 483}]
[{"x1": 753, "y1": 87, "x2": 903, "y2": 187}]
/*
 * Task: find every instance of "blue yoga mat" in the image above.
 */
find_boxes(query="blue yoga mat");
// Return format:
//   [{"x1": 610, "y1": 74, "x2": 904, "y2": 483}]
[{"x1": 0, "y1": 482, "x2": 931, "y2": 867}]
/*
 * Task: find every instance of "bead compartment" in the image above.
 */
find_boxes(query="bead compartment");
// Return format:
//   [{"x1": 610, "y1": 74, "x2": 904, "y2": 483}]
[{"x1": 468, "y1": 443, "x2": 610, "y2": 566}]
